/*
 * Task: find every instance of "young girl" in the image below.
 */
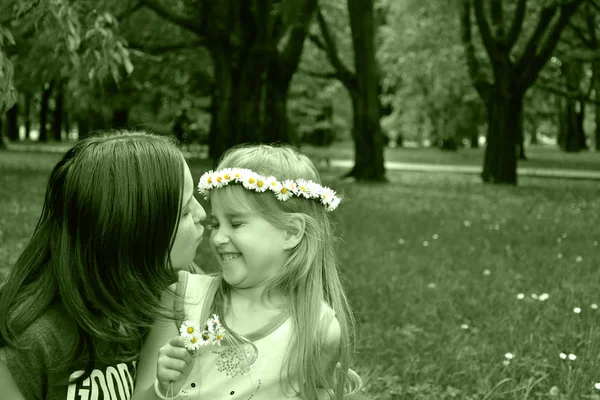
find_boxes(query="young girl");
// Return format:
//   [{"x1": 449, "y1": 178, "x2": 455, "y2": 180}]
[
  {"x1": 134, "y1": 144, "x2": 363, "y2": 400},
  {"x1": 0, "y1": 130, "x2": 207, "y2": 399}
]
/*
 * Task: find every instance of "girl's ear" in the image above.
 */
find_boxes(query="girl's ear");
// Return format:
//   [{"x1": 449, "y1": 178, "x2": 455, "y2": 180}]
[{"x1": 283, "y1": 214, "x2": 306, "y2": 250}]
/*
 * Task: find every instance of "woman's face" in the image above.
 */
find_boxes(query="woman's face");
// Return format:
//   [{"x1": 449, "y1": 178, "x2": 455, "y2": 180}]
[{"x1": 170, "y1": 162, "x2": 206, "y2": 269}]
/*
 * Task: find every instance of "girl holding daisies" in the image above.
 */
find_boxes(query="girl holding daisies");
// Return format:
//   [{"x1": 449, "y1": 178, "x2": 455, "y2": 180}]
[{"x1": 134, "y1": 144, "x2": 365, "y2": 400}]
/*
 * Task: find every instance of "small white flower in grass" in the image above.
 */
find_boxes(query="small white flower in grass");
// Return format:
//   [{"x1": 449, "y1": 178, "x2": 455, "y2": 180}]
[
  {"x1": 557, "y1": 253, "x2": 563, "y2": 259},
  {"x1": 427, "y1": 282, "x2": 436, "y2": 289},
  {"x1": 594, "y1": 240, "x2": 598, "y2": 247},
  {"x1": 556, "y1": 237, "x2": 562, "y2": 243},
  {"x1": 483, "y1": 269, "x2": 491, "y2": 276},
  {"x1": 576, "y1": 256, "x2": 583, "y2": 263},
  {"x1": 460, "y1": 324, "x2": 469, "y2": 330},
  {"x1": 463, "y1": 220, "x2": 471, "y2": 227},
  {"x1": 574, "y1": 307, "x2": 581, "y2": 314},
  {"x1": 549, "y1": 386, "x2": 559, "y2": 396},
  {"x1": 398, "y1": 238, "x2": 405, "y2": 245},
  {"x1": 592, "y1": 304, "x2": 599, "y2": 310},
  {"x1": 562, "y1": 233, "x2": 567, "y2": 239},
  {"x1": 504, "y1": 353, "x2": 514, "y2": 360},
  {"x1": 432, "y1": 234, "x2": 439, "y2": 240},
  {"x1": 595, "y1": 382, "x2": 600, "y2": 390},
  {"x1": 517, "y1": 293, "x2": 525, "y2": 300},
  {"x1": 531, "y1": 293, "x2": 539, "y2": 300},
  {"x1": 539, "y1": 293, "x2": 549, "y2": 301},
  {"x1": 568, "y1": 354, "x2": 576, "y2": 361},
  {"x1": 423, "y1": 241, "x2": 429, "y2": 247},
  {"x1": 502, "y1": 360, "x2": 510, "y2": 366},
  {"x1": 559, "y1": 353, "x2": 567, "y2": 360}
]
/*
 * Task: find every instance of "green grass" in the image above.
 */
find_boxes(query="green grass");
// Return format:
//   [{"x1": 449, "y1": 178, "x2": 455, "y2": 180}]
[{"x1": 2, "y1": 150, "x2": 600, "y2": 399}]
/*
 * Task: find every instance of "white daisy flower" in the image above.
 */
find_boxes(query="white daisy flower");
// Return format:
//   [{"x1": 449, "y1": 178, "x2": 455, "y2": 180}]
[
  {"x1": 197, "y1": 170, "x2": 215, "y2": 195},
  {"x1": 242, "y1": 172, "x2": 259, "y2": 190},
  {"x1": 231, "y1": 168, "x2": 247, "y2": 183},
  {"x1": 559, "y1": 353, "x2": 567, "y2": 359},
  {"x1": 183, "y1": 333, "x2": 204, "y2": 352},
  {"x1": 306, "y1": 180, "x2": 322, "y2": 199},
  {"x1": 538, "y1": 293, "x2": 549, "y2": 301},
  {"x1": 255, "y1": 176, "x2": 268, "y2": 192},
  {"x1": 516, "y1": 293, "x2": 525, "y2": 300},
  {"x1": 504, "y1": 353, "x2": 514, "y2": 360},
  {"x1": 277, "y1": 180, "x2": 295, "y2": 201},
  {"x1": 573, "y1": 307, "x2": 581, "y2": 314},
  {"x1": 320, "y1": 187, "x2": 336, "y2": 206},
  {"x1": 180, "y1": 320, "x2": 201, "y2": 339},
  {"x1": 295, "y1": 179, "x2": 312, "y2": 198},
  {"x1": 221, "y1": 168, "x2": 234, "y2": 183},
  {"x1": 568, "y1": 353, "x2": 576, "y2": 360},
  {"x1": 594, "y1": 382, "x2": 600, "y2": 390},
  {"x1": 265, "y1": 176, "x2": 281, "y2": 193},
  {"x1": 213, "y1": 171, "x2": 226, "y2": 188},
  {"x1": 328, "y1": 196, "x2": 341, "y2": 211},
  {"x1": 591, "y1": 304, "x2": 598, "y2": 310}
]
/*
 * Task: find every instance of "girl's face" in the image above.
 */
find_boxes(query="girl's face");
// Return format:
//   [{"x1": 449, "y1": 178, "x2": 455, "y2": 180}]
[
  {"x1": 170, "y1": 162, "x2": 206, "y2": 269},
  {"x1": 208, "y1": 188, "x2": 289, "y2": 289}
]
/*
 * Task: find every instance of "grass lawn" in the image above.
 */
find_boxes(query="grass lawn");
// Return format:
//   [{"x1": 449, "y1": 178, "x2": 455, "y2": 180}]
[{"x1": 1, "y1": 150, "x2": 600, "y2": 399}]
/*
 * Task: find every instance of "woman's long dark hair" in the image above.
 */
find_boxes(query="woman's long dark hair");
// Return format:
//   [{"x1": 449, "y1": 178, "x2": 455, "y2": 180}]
[{"x1": 0, "y1": 130, "x2": 185, "y2": 381}]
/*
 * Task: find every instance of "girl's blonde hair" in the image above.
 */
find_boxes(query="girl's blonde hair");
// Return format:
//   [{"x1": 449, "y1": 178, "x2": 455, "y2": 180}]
[{"x1": 211, "y1": 143, "x2": 360, "y2": 399}]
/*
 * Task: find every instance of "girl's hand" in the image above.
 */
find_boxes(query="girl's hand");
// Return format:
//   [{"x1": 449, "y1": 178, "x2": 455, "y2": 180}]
[{"x1": 156, "y1": 336, "x2": 196, "y2": 396}]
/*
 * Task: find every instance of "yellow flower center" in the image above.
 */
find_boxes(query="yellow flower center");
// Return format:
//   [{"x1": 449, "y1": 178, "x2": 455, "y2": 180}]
[
  {"x1": 257, "y1": 181, "x2": 264, "y2": 188},
  {"x1": 249, "y1": 177, "x2": 255, "y2": 184},
  {"x1": 207, "y1": 177, "x2": 212, "y2": 184},
  {"x1": 187, "y1": 327, "x2": 194, "y2": 333},
  {"x1": 217, "y1": 334, "x2": 223, "y2": 340},
  {"x1": 281, "y1": 188, "x2": 288, "y2": 194},
  {"x1": 191, "y1": 337, "x2": 197, "y2": 343},
  {"x1": 301, "y1": 186, "x2": 307, "y2": 192},
  {"x1": 224, "y1": 174, "x2": 231, "y2": 180},
  {"x1": 217, "y1": 176, "x2": 222, "y2": 183}
]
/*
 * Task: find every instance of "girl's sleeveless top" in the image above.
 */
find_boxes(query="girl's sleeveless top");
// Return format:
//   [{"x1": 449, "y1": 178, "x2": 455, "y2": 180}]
[{"x1": 173, "y1": 271, "x2": 332, "y2": 400}]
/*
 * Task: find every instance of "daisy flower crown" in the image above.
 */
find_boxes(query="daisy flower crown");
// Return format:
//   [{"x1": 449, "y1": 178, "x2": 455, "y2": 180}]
[{"x1": 197, "y1": 168, "x2": 341, "y2": 211}]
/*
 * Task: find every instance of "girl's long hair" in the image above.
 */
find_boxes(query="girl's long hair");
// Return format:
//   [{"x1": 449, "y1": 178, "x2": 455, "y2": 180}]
[
  {"x1": 212, "y1": 144, "x2": 360, "y2": 399},
  {"x1": 0, "y1": 130, "x2": 185, "y2": 381}
]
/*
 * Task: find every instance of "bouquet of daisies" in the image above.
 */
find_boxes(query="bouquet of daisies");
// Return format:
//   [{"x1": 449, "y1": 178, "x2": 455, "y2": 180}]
[{"x1": 179, "y1": 314, "x2": 226, "y2": 356}]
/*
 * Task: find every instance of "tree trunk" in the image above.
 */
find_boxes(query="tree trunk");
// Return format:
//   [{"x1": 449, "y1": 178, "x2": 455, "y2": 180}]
[
  {"x1": 52, "y1": 83, "x2": 64, "y2": 141},
  {"x1": 482, "y1": 88, "x2": 522, "y2": 184},
  {"x1": 262, "y1": 77, "x2": 293, "y2": 145},
  {"x1": 0, "y1": 116, "x2": 5, "y2": 149},
  {"x1": 39, "y1": 81, "x2": 54, "y2": 143},
  {"x1": 6, "y1": 104, "x2": 19, "y2": 141},
  {"x1": 518, "y1": 128, "x2": 527, "y2": 160},
  {"x1": 24, "y1": 93, "x2": 31, "y2": 140},
  {"x1": 470, "y1": 131, "x2": 479, "y2": 148},
  {"x1": 346, "y1": 0, "x2": 385, "y2": 181}
]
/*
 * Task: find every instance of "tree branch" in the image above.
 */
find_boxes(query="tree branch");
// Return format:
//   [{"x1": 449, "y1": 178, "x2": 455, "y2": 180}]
[
  {"x1": 140, "y1": 0, "x2": 203, "y2": 36},
  {"x1": 127, "y1": 40, "x2": 205, "y2": 54},
  {"x1": 515, "y1": 4, "x2": 559, "y2": 78},
  {"x1": 536, "y1": 83, "x2": 600, "y2": 105},
  {"x1": 313, "y1": 5, "x2": 356, "y2": 88},
  {"x1": 505, "y1": 0, "x2": 526, "y2": 50},
  {"x1": 521, "y1": 0, "x2": 585, "y2": 87},
  {"x1": 116, "y1": 1, "x2": 144, "y2": 21},
  {"x1": 584, "y1": 3, "x2": 598, "y2": 49},
  {"x1": 473, "y1": 0, "x2": 500, "y2": 63},
  {"x1": 460, "y1": 0, "x2": 490, "y2": 99},
  {"x1": 567, "y1": 20, "x2": 593, "y2": 47},
  {"x1": 490, "y1": 0, "x2": 504, "y2": 38}
]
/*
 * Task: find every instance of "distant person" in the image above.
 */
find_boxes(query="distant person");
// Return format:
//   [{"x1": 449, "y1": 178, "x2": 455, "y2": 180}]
[
  {"x1": 133, "y1": 144, "x2": 367, "y2": 400},
  {"x1": 0, "y1": 130, "x2": 207, "y2": 399}
]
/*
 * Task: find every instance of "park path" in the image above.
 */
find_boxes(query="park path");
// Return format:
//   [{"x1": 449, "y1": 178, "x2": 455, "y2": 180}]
[{"x1": 5, "y1": 142, "x2": 600, "y2": 180}]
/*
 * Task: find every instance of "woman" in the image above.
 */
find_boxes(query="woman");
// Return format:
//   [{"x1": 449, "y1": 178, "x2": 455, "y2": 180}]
[{"x1": 0, "y1": 130, "x2": 206, "y2": 399}]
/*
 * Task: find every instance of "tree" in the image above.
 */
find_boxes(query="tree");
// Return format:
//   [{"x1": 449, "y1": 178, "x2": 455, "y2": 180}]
[
  {"x1": 461, "y1": 0, "x2": 585, "y2": 184},
  {"x1": 139, "y1": 0, "x2": 317, "y2": 162}
]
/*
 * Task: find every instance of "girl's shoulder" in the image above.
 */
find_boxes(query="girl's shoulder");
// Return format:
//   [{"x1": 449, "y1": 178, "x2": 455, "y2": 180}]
[{"x1": 319, "y1": 303, "x2": 341, "y2": 349}]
